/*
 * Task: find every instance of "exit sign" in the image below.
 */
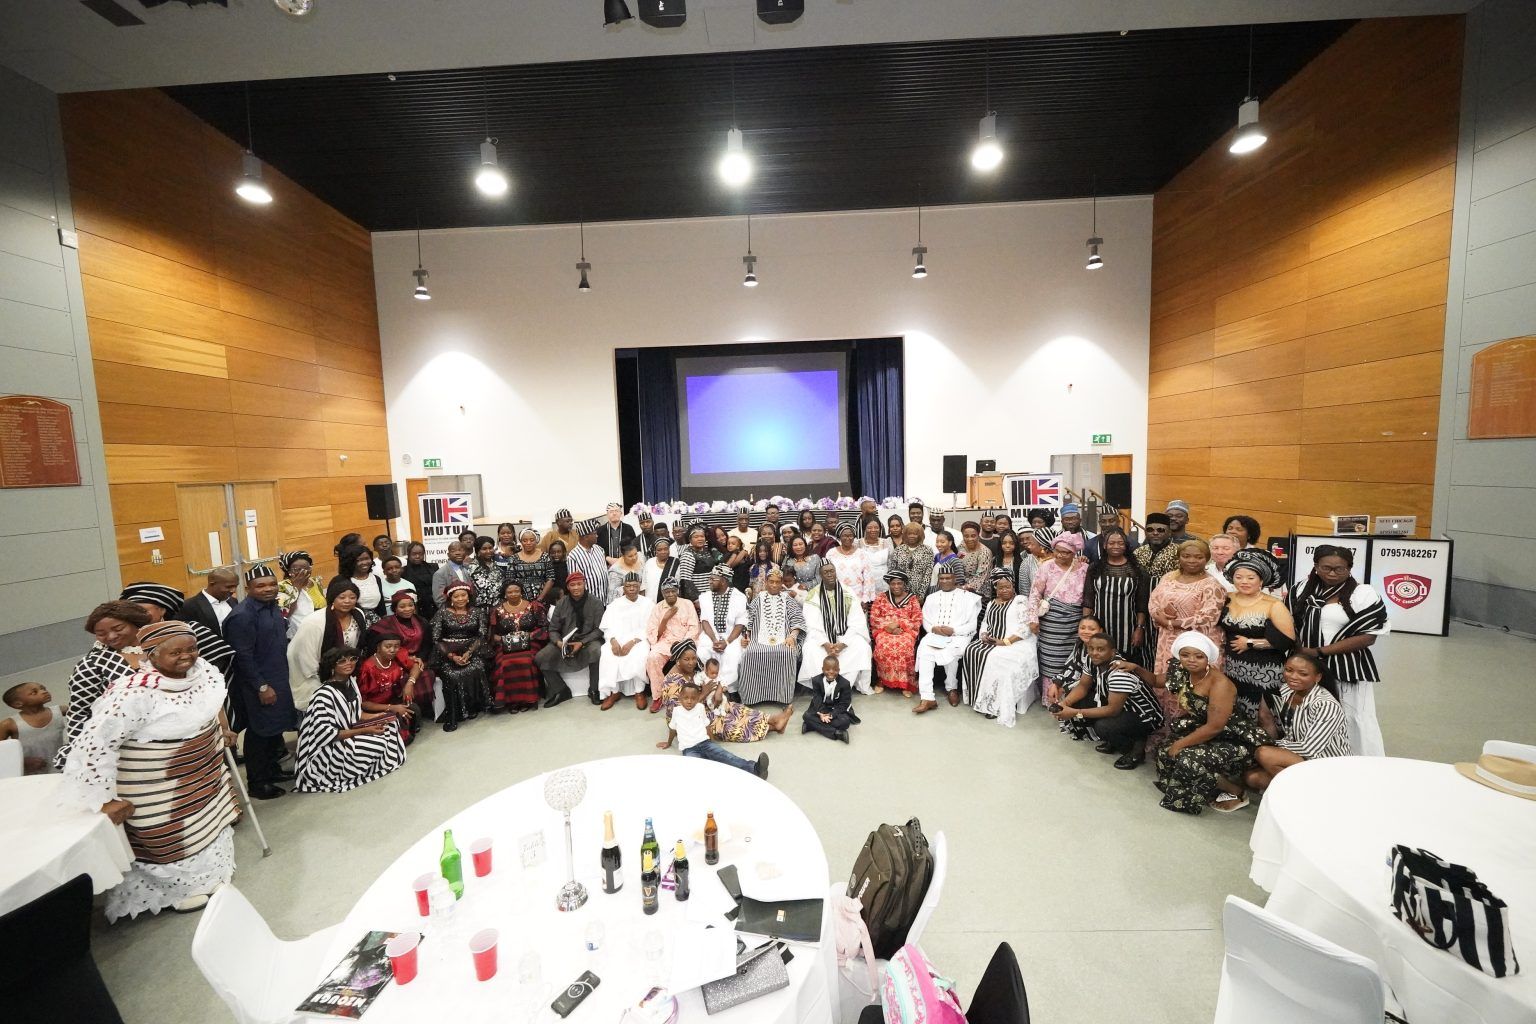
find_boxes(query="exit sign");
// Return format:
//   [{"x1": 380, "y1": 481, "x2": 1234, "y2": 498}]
[
  {"x1": 1091, "y1": 434, "x2": 1112, "y2": 446},
  {"x1": 422, "y1": 458, "x2": 442, "y2": 470}
]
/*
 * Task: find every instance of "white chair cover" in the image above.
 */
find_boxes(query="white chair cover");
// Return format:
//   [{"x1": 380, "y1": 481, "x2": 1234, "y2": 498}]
[
  {"x1": 191, "y1": 883, "x2": 341, "y2": 1024},
  {"x1": 0, "y1": 740, "x2": 21, "y2": 780},
  {"x1": 836, "y1": 831, "x2": 948, "y2": 1024},
  {"x1": 1214, "y1": 895, "x2": 1386, "y2": 1024}
]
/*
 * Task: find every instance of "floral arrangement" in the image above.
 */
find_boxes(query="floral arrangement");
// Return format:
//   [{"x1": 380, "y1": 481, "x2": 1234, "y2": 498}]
[
  {"x1": 731, "y1": 499, "x2": 752, "y2": 512},
  {"x1": 836, "y1": 496, "x2": 856, "y2": 510},
  {"x1": 816, "y1": 496, "x2": 838, "y2": 511},
  {"x1": 691, "y1": 501, "x2": 710, "y2": 514},
  {"x1": 752, "y1": 499, "x2": 769, "y2": 511},
  {"x1": 669, "y1": 501, "x2": 690, "y2": 514},
  {"x1": 881, "y1": 496, "x2": 906, "y2": 509},
  {"x1": 795, "y1": 498, "x2": 814, "y2": 511},
  {"x1": 857, "y1": 495, "x2": 875, "y2": 507},
  {"x1": 709, "y1": 500, "x2": 728, "y2": 512},
  {"x1": 640, "y1": 495, "x2": 909, "y2": 515},
  {"x1": 629, "y1": 502, "x2": 650, "y2": 517}
]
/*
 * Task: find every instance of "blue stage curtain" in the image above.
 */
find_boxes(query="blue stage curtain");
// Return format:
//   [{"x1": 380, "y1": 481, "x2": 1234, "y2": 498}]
[
  {"x1": 636, "y1": 347, "x2": 682, "y2": 503},
  {"x1": 851, "y1": 339, "x2": 904, "y2": 499}
]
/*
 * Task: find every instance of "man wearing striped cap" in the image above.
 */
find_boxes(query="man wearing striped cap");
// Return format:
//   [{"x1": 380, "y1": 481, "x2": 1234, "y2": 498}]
[
  {"x1": 567, "y1": 517, "x2": 610, "y2": 605},
  {"x1": 119, "y1": 582, "x2": 236, "y2": 684},
  {"x1": 539, "y1": 508, "x2": 579, "y2": 556},
  {"x1": 223, "y1": 564, "x2": 296, "y2": 799},
  {"x1": 600, "y1": 502, "x2": 638, "y2": 564}
]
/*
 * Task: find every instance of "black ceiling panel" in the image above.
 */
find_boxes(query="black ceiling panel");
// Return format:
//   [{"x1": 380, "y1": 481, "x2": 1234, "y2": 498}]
[{"x1": 166, "y1": 21, "x2": 1351, "y2": 232}]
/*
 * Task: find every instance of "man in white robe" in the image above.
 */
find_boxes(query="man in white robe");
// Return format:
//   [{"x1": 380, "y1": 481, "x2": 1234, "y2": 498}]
[
  {"x1": 797, "y1": 562, "x2": 873, "y2": 692},
  {"x1": 598, "y1": 575, "x2": 654, "y2": 710},
  {"x1": 914, "y1": 564, "x2": 980, "y2": 714},
  {"x1": 697, "y1": 565, "x2": 748, "y2": 690}
]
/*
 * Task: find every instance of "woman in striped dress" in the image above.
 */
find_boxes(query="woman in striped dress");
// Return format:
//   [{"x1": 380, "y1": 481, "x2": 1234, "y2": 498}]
[
  {"x1": 1243, "y1": 651, "x2": 1351, "y2": 793},
  {"x1": 295, "y1": 645, "x2": 406, "y2": 794},
  {"x1": 963, "y1": 571, "x2": 1037, "y2": 727},
  {"x1": 1026, "y1": 532, "x2": 1089, "y2": 704},
  {"x1": 62, "y1": 621, "x2": 240, "y2": 920},
  {"x1": 1289, "y1": 545, "x2": 1390, "y2": 755},
  {"x1": 1081, "y1": 527, "x2": 1149, "y2": 666},
  {"x1": 54, "y1": 600, "x2": 152, "y2": 770},
  {"x1": 735, "y1": 568, "x2": 806, "y2": 705}
]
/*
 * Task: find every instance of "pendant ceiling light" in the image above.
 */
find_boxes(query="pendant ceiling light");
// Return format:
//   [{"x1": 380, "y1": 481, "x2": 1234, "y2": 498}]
[
  {"x1": 718, "y1": 59, "x2": 751, "y2": 187},
  {"x1": 742, "y1": 213, "x2": 758, "y2": 288},
  {"x1": 911, "y1": 195, "x2": 927, "y2": 279},
  {"x1": 1085, "y1": 189, "x2": 1104, "y2": 271},
  {"x1": 412, "y1": 215, "x2": 431, "y2": 300},
  {"x1": 576, "y1": 220, "x2": 592, "y2": 293},
  {"x1": 970, "y1": 45, "x2": 1003, "y2": 172},
  {"x1": 474, "y1": 75, "x2": 510, "y2": 197},
  {"x1": 234, "y1": 83, "x2": 273, "y2": 205},
  {"x1": 1229, "y1": 27, "x2": 1268, "y2": 155}
]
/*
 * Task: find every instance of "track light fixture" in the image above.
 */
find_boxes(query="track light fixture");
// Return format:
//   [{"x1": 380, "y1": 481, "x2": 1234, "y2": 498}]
[
  {"x1": 234, "y1": 83, "x2": 273, "y2": 205},
  {"x1": 475, "y1": 138, "x2": 509, "y2": 196},
  {"x1": 576, "y1": 220, "x2": 592, "y2": 292},
  {"x1": 742, "y1": 214, "x2": 758, "y2": 287},
  {"x1": 911, "y1": 196, "x2": 927, "y2": 278},
  {"x1": 971, "y1": 112, "x2": 1003, "y2": 172},
  {"x1": 1085, "y1": 190, "x2": 1103, "y2": 271},
  {"x1": 1229, "y1": 27, "x2": 1268, "y2": 155},
  {"x1": 412, "y1": 215, "x2": 431, "y2": 300},
  {"x1": 604, "y1": 0, "x2": 633, "y2": 26}
]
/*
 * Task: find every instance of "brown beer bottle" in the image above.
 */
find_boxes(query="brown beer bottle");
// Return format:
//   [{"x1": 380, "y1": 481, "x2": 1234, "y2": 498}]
[{"x1": 704, "y1": 811, "x2": 719, "y2": 865}]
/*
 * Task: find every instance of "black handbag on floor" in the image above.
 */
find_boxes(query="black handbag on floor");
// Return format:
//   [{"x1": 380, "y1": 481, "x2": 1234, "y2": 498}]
[{"x1": 1389, "y1": 845, "x2": 1519, "y2": 978}]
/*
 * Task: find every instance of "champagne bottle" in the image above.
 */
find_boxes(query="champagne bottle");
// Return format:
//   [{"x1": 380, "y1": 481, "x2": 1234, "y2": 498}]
[
  {"x1": 440, "y1": 829, "x2": 464, "y2": 900},
  {"x1": 641, "y1": 816, "x2": 660, "y2": 872},
  {"x1": 601, "y1": 811, "x2": 623, "y2": 894},
  {"x1": 704, "y1": 812, "x2": 719, "y2": 865},
  {"x1": 673, "y1": 839, "x2": 690, "y2": 902},
  {"x1": 640, "y1": 849, "x2": 659, "y2": 915}
]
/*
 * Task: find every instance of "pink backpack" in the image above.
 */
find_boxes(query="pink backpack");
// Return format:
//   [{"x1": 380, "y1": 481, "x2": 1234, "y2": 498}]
[{"x1": 878, "y1": 944, "x2": 967, "y2": 1024}]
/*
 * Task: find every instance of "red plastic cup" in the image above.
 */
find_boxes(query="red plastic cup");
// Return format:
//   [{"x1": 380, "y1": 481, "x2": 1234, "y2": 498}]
[
  {"x1": 469, "y1": 928, "x2": 499, "y2": 982},
  {"x1": 470, "y1": 837, "x2": 493, "y2": 877},
  {"x1": 412, "y1": 873, "x2": 434, "y2": 916},
  {"x1": 386, "y1": 932, "x2": 421, "y2": 985}
]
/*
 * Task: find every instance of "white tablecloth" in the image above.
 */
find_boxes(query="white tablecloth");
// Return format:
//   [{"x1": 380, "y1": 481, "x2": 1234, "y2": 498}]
[
  {"x1": 321, "y1": 755, "x2": 835, "y2": 1024},
  {"x1": 1249, "y1": 757, "x2": 1536, "y2": 1024},
  {"x1": 0, "y1": 774, "x2": 134, "y2": 916}
]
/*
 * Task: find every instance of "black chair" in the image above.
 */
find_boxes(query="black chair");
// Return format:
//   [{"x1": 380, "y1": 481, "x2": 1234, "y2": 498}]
[
  {"x1": 0, "y1": 873, "x2": 125, "y2": 1024},
  {"x1": 967, "y1": 942, "x2": 1030, "y2": 1024},
  {"x1": 859, "y1": 1004, "x2": 885, "y2": 1024}
]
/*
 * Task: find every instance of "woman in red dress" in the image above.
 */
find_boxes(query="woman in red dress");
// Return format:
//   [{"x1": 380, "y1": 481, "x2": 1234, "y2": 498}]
[
  {"x1": 868, "y1": 570, "x2": 924, "y2": 695},
  {"x1": 488, "y1": 579, "x2": 549, "y2": 711},
  {"x1": 358, "y1": 622, "x2": 423, "y2": 743},
  {"x1": 375, "y1": 590, "x2": 436, "y2": 718}
]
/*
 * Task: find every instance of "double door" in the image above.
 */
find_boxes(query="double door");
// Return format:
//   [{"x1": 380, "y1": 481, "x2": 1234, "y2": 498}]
[{"x1": 175, "y1": 481, "x2": 281, "y2": 595}]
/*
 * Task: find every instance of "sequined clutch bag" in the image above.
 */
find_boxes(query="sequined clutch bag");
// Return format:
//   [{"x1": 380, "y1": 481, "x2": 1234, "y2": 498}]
[{"x1": 701, "y1": 941, "x2": 789, "y2": 1014}]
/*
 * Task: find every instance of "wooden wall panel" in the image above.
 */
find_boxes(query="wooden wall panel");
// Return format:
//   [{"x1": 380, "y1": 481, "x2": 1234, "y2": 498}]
[
  {"x1": 1147, "y1": 18, "x2": 1460, "y2": 539},
  {"x1": 60, "y1": 89, "x2": 393, "y2": 592}
]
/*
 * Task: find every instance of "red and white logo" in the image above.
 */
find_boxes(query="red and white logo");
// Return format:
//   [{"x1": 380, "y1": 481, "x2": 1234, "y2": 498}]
[{"x1": 1383, "y1": 573, "x2": 1432, "y2": 610}]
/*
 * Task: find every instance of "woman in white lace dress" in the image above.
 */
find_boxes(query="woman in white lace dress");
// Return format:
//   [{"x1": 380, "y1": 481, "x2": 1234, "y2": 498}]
[{"x1": 63, "y1": 620, "x2": 239, "y2": 920}]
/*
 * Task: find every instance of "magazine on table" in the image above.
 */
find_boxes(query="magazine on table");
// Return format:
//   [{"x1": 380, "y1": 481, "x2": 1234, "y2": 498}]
[{"x1": 297, "y1": 930, "x2": 402, "y2": 1018}]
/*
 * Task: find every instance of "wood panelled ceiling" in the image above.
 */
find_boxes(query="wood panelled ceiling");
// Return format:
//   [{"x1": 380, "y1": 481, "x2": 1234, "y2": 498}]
[{"x1": 165, "y1": 22, "x2": 1350, "y2": 232}]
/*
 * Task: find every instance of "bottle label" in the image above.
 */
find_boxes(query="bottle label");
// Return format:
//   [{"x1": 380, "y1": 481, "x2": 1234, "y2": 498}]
[{"x1": 608, "y1": 869, "x2": 624, "y2": 891}]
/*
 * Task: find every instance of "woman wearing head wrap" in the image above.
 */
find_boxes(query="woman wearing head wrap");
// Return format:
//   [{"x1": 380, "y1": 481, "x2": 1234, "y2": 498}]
[
  {"x1": 869, "y1": 569, "x2": 925, "y2": 694},
  {"x1": 488, "y1": 578, "x2": 550, "y2": 712},
  {"x1": 1219, "y1": 549, "x2": 1297, "y2": 712},
  {"x1": 400, "y1": 542, "x2": 440, "y2": 621},
  {"x1": 62, "y1": 619, "x2": 240, "y2": 919},
  {"x1": 606, "y1": 540, "x2": 647, "y2": 606},
  {"x1": 675, "y1": 523, "x2": 723, "y2": 603},
  {"x1": 430, "y1": 580, "x2": 489, "y2": 730},
  {"x1": 1288, "y1": 544, "x2": 1390, "y2": 756},
  {"x1": 1025, "y1": 531, "x2": 1091, "y2": 704},
  {"x1": 356, "y1": 621, "x2": 423, "y2": 741},
  {"x1": 887, "y1": 522, "x2": 935, "y2": 601},
  {"x1": 736, "y1": 567, "x2": 807, "y2": 706},
  {"x1": 1082, "y1": 527, "x2": 1150, "y2": 667},
  {"x1": 277, "y1": 550, "x2": 327, "y2": 639},
  {"x1": 822, "y1": 521, "x2": 877, "y2": 606},
  {"x1": 642, "y1": 577, "x2": 702, "y2": 710},
  {"x1": 287, "y1": 577, "x2": 370, "y2": 711},
  {"x1": 1114, "y1": 631, "x2": 1269, "y2": 814},
  {"x1": 797, "y1": 561, "x2": 873, "y2": 692},
  {"x1": 655, "y1": 640, "x2": 793, "y2": 746},
  {"x1": 295, "y1": 645, "x2": 407, "y2": 794},
  {"x1": 962, "y1": 569, "x2": 1038, "y2": 727},
  {"x1": 374, "y1": 589, "x2": 436, "y2": 721},
  {"x1": 957, "y1": 521, "x2": 997, "y2": 602}
]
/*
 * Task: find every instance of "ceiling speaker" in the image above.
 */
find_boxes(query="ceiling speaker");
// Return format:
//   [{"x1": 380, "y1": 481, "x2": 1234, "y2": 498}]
[
  {"x1": 757, "y1": 0, "x2": 803, "y2": 26},
  {"x1": 638, "y1": 0, "x2": 685, "y2": 28}
]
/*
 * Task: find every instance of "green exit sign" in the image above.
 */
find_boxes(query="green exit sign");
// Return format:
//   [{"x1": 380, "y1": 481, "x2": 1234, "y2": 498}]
[
  {"x1": 421, "y1": 458, "x2": 442, "y2": 470},
  {"x1": 1091, "y1": 434, "x2": 1112, "y2": 446}
]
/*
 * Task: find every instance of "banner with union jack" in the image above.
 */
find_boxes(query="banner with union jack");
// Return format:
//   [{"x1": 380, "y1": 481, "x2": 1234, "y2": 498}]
[
  {"x1": 1004, "y1": 473, "x2": 1064, "y2": 513},
  {"x1": 418, "y1": 492, "x2": 476, "y2": 561}
]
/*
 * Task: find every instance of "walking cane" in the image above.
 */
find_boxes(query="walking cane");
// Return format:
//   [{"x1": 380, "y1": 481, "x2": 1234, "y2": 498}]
[{"x1": 224, "y1": 747, "x2": 273, "y2": 857}]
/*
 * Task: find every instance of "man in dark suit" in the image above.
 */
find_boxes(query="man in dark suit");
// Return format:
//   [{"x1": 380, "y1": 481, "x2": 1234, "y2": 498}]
[
  {"x1": 224, "y1": 565, "x2": 296, "y2": 799},
  {"x1": 803, "y1": 655, "x2": 857, "y2": 743},
  {"x1": 600, "y1": 502, "x2": 639, "y2": 564},
  {"x1": 178, "y1": 567, "x2": 239, "y2": 637}
]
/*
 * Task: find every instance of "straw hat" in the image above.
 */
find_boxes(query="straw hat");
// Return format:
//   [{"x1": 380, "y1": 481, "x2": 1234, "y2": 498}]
[{"x1": 1455, "y1": 753, "x2": 1536, "y2": 801}]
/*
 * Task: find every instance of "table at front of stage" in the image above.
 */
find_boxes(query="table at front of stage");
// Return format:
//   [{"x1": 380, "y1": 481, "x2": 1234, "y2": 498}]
[
  {"x1": 0, "y1": 774, "x2": 134, "y2": 916},
  {"x1": 1249, "y1": 757, "x2": 1536, "y2": 1024},
  {"x1": 322, "y1": 755, "x2": 836, "y2": 1024}
]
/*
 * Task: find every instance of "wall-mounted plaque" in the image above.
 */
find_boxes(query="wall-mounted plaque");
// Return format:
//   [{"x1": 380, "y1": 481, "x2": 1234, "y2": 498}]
[
  {"x1": 1468, "y1": 336, "x2": 1536, "y2": 439},
  {"x1": 0, "y1": 396, "x2": 82, "y2": 488}
]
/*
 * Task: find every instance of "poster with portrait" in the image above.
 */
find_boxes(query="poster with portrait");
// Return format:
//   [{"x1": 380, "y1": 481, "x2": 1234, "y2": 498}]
[{"x1": 1367, "y1": 538, "x2": 1452, "y2": 636}]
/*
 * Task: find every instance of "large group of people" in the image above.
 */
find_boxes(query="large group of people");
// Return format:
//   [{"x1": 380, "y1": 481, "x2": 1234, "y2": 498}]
[{"x1": 11, "y1": 495, "x2": 1395, "y2": 922}]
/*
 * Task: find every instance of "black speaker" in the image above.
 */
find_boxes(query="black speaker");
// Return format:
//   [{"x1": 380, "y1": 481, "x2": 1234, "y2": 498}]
[
  {"x1": 975, "y1": 459, "x2": 996, "y2": 474},
  {"x1": 942, "y1": 455, "x2": 967, "y2": 495},
  {"x1": 638, "y1": 0, "x2": 684, "y2": 28},
  {"x1": 757, "y1": 0, "x2": 802, "y2": 25},
  {"x1": 1103, "y1": 472, "x2": 1132, "y2": 510},
  {"x1": 364, "y1": 483, "x2": 400, "y2": 521}
]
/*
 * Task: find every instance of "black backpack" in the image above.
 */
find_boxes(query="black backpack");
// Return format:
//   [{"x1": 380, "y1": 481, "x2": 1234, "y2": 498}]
[{"x1": 846, "y1": 818, "x2": 934, "y2": 960}]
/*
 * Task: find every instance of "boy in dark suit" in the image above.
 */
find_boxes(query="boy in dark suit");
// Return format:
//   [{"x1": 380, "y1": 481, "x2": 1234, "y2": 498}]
[{"x1": 803, "y1": 655, "x2": 857, "y2": 743}]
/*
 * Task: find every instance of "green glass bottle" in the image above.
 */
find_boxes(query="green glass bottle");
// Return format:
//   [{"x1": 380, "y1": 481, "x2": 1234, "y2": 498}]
[
  {"x1": 440, "y1": 829, "x2": 464, "y2": 899},
  {"x1": 640, "y1": 816, "x2": 660, "y2": 874}
]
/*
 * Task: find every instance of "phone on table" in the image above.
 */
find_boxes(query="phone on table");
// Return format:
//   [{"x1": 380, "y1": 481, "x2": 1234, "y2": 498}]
[{"x1": 551, "y1": 971, "x2": 601, "y2": 1018}]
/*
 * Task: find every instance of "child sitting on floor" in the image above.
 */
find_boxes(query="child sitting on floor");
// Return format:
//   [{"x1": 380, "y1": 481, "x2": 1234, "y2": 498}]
[
  {"x1": 803, "y1": 656, "x2": 858, "y2": 743},
  {"x1": 0, "y1": 682, "x2": 65, "y2": 775},
  {"x1": 657, "y1": 679, "x2": 769, "y2": 779}
]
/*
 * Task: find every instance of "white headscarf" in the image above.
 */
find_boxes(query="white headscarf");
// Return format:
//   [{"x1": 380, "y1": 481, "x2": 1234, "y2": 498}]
[{"x1": 1172, "y1": 630, "x2": 1220, "y2": 664}]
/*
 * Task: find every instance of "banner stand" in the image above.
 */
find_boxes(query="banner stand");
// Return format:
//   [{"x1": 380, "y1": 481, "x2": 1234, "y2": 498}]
[{"x1": 1288, "y1": 534, "x2": 1454, "y2": 637}]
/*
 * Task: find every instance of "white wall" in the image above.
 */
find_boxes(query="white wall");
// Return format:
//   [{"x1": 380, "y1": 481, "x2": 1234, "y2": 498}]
[
  {"x1": 1432, "y1": 0, "x2": 1536, "y2": 632},
  {"x1": 373, "y1": 196, "x2": 1152, "y2": 530}
]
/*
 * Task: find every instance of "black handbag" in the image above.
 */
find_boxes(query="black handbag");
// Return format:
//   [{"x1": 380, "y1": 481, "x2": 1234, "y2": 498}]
[{"x1": 1390, "y1": 845, "x2": 1520, "y2": 978}]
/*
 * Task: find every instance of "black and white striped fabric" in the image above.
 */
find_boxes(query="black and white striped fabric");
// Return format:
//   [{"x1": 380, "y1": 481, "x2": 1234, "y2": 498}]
[{"x1": 1390, "y1": 845, "x2": 1520, "y2": 978}]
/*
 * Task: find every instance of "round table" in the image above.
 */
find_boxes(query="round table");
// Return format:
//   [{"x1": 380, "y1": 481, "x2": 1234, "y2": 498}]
[
  {"x1": 1249, "y1": 757, "x2": 1536, "y2": 1024},
  {"x1": 321, "y1": 755, "x2": 835, "y2": 1024},
  {"x1": 0, "y1": 774, "x2": 134, "y2": 916}
]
